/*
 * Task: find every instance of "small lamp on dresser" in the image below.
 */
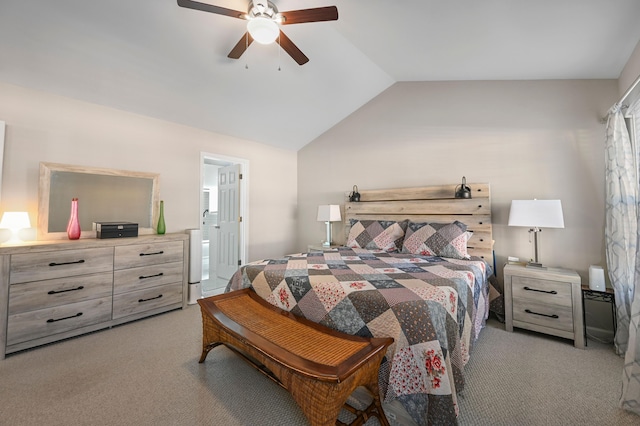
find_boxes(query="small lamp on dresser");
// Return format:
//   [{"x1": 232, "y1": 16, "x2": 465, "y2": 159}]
[
  {"x1": 317, "y1": 205, "x2": 341, "y2": 247},
  {"x1": 508, "y1": 199, "x2": 564, "y2": 268},
  {"x1": 0, "y1": 212, "x2": 31, "y2": 244}
]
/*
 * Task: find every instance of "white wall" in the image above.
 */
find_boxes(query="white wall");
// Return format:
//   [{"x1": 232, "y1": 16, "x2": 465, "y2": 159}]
[{"x1": 0, "y1": 82, "x2": 298, "y2": 262}]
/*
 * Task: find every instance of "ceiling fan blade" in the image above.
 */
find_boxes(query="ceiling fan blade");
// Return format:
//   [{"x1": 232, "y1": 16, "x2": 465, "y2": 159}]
[
  {"x1": 177, "y1": 0, "x2": 245, "y2": 19},
  {"x1": 280, "y1": 6, "x2": 338, "y2": 25},
  {"x1": 228, "y1": 33, "x2": 254, "y2": 59},
  {"x1": 276, "y1": 30, "x2": 309, "y2": 65}
]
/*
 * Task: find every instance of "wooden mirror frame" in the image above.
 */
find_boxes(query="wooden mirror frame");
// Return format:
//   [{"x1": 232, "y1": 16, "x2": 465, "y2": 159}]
[{"x1": 38, "y1": 162, "x2": 160, "y2": 240}]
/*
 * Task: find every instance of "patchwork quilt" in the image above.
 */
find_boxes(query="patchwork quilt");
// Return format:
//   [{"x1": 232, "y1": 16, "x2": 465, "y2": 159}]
[{"x1": 227, "y1": 247, "x2": 492, "y2": 425}]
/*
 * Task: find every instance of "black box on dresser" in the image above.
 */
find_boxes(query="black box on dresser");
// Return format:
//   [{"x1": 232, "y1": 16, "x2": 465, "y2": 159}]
[{"x1": 94, "y1": 222, "x2": 138, "y2": 239}]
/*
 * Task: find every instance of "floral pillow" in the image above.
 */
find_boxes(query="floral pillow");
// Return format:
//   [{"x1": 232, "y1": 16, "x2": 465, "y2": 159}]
[
  {"x1": 346, "y1": 219, "x2": 408, "y2": 252},
  {"x1": 401, "y1": 221, "x2": 471, "y2": 259}
]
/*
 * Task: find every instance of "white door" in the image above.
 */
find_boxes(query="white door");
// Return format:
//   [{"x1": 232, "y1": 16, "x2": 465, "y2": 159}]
[{"x1": 216, "y1": 164, "x2": 241, "y2": 288}]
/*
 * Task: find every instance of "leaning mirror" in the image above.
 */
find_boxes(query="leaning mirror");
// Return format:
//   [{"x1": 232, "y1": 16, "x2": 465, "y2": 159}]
[{"x1": 38, "y1": 162, "x2": 160, "y2": 240}]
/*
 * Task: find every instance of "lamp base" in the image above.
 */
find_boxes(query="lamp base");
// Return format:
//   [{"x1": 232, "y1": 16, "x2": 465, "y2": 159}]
[{"x1": 526, "y1": 261, "x2": 546, "y2": 269}]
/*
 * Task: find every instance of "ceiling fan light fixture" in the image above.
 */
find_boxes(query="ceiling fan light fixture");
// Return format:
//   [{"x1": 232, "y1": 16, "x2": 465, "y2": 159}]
[{"x1": 247, "y1": 17, "x2": 279, "y2": 44}]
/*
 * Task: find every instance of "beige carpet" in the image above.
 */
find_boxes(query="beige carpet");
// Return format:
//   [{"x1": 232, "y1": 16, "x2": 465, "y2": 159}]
[{"x1": 0, "y1": 304, "x2": 637, "y2": 426}]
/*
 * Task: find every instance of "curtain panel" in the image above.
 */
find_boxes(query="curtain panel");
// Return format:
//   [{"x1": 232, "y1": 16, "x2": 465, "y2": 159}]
[
  {"x1": 605, "y1": 105, "x2": 637, "y2": 355},
  {"x1": 606, "y1": 98, "x2": 640, "y2": 415},
  {"x1": 620, "y1": 99, "x2": 640, "y2": 415}
]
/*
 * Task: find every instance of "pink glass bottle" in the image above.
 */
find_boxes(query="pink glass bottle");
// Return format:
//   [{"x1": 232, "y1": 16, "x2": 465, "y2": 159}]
[{"x1": 67, "y1": 198, "x2": 81, "y2": 240}]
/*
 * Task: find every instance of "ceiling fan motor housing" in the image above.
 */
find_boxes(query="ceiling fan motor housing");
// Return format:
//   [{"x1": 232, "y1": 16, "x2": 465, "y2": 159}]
[{"x1": 248, "y1": 1, "x2": 280, "y2": 21}]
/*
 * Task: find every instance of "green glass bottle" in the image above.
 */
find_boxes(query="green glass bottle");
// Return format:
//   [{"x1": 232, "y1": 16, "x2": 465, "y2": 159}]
[{"x1": 157, "y1": 200, "x2": 166, "y2": 235}]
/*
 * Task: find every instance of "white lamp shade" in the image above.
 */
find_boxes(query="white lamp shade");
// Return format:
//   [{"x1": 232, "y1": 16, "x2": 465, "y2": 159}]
[
  {"x1": 317, "y1": 205, "x2": 341, "y2": 222},
  {"x1": 0, "y1": 212, "x2": 31, "y2": 231},
  {"x1": 247, "y1": 17, "x2": 279, "y2": 44},
  {"x1": 508, "y1": 200, "x2": 564, "y2": 228}
]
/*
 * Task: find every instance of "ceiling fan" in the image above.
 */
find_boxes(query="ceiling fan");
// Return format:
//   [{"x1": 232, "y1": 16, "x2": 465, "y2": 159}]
[{"x1": 177, "y1": 0, "x2": 338, "y2": 65}]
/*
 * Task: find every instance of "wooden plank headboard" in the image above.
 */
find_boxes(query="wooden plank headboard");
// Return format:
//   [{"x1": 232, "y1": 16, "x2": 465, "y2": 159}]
[{"x1": 344, "y1": 183, "x2": 494, "y2": 265}]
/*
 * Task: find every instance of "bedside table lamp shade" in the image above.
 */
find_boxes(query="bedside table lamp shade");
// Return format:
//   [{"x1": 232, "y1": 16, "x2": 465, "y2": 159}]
[
  {"x1": 508, "y1": 200, "x2": 564, "y2": 268},
  {"x1": 317, "y1": 205, "x2": 341, "y2": 247}
]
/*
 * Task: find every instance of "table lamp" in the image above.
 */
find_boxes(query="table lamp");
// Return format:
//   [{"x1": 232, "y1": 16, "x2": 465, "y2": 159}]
[
  {"x1": 0, "y1": 212, "x2": 31, "y2": 244},
  {"x1": 317, "y1": 205, "x2": 341, "y2": 247},
  {"x1": 508, "y1": 200, "x2": 564, "y2": 268}
]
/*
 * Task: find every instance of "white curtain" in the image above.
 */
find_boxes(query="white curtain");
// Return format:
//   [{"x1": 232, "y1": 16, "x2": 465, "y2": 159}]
[
  {"x1": 605, "y1": 99, "x2": 640, "y2": 415},
  {"x1": 605, "y1": 105, "x2": 636, "y2": 354}
]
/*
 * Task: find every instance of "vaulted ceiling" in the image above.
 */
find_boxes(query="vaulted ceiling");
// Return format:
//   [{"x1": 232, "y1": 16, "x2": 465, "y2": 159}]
[{"x1": 1, "y1": 0, "x2": 640, "y2": 150}]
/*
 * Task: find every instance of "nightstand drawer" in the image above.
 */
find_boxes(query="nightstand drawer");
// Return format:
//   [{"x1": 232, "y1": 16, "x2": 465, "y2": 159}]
[
  {"x1": 513, "y1": 298, "x2": 574, "y2": 332},
  {"x1": 512, "y1": 276, "x2": 572, "y2": 307}
]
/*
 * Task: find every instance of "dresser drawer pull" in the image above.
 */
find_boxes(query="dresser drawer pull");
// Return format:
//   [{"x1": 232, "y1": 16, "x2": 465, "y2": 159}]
[
  {"x1": 48, "y1": 286, "x2": 85, "y2": 295},
  {"x1": 49, "y1": 259, "x2": 85, "y2": 267},
  {"x1": 524, "y1": 286, "x2": 557, "y2": 295},
  {"x1": 139, "y1": 294, "x2": 163, "y2": 303},
  {"x1": 139, "y1": 272, "x2": 164, "y2": 280},
  {"x1": 47, "y1": 312, "x2": 83, "y2": 323},
  {"x1": 139, "y1": 251, "x2": 164, "y2": 257},
  {"x1": 525, "y1": 309, "x2": 559, "y2": 319}
]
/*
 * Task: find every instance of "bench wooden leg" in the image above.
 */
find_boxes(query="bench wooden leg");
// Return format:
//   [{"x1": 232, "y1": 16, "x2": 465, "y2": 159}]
[
  {"x1": 199, "y1": 342, "x2": 222, "y2": 363},
  {"x1": 199, "y1": 310, "x2": 223, "y2": 363}
]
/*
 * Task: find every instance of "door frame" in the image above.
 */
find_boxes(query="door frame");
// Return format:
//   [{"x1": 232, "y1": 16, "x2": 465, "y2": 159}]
[{"x1": 200, "y1": 152, "x2": 249, "y2": 268}]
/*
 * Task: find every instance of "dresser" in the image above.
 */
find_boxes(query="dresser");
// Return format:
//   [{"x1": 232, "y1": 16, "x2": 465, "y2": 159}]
[
  {"x1": 504, "y1": 264, "x2": 584, "y2": 349},
  {"x1": 0, "y1": 233, "x2": 189, "y2": 358}
]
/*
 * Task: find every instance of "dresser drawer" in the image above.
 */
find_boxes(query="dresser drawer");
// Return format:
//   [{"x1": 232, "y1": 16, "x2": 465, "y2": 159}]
[
  {"x1": 511, "y1": 276, "x2": 572, "y2": 307},
  {"x1": 512, "y1": 297, "x2": 574, "y2": 332},
  {"x1": 113, "y1": 262, "x2": 183, "y2": 294},
  {"x1": 8, "y1": 272, "x2": 113, "y2": 315},
  {"x1": 114, "y1": 241, "x2": 183, "y2": 270},
  {"x1": 7, "y1": 297, "x2": 112, "y2": 346},
  {"x1": 10, "y1": 247, "x2": 114, "y2": 284},
  {"x1": 112, "y1": 283, "x2": 182, "y2": 320}
]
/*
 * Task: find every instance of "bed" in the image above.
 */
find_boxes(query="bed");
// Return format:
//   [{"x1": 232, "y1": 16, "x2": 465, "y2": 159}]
[{"x1": 226, "y1": 183, "x2": 495, "y2": 425}]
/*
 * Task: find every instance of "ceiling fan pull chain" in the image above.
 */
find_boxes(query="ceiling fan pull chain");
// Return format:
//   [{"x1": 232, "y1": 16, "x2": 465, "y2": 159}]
[{"x1": 277, "y1": 32, "x2": 281, "y2": 71}]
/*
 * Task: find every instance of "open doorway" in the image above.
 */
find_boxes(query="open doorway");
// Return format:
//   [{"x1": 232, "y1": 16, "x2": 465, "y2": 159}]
[{"x1": 200, "y1": 153, "x2": 249, "y2": 296}]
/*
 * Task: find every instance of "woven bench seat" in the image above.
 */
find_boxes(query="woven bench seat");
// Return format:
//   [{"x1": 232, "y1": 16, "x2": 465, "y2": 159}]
[{"x1": 197, "y1": 288, "x2": 393, "y2": 426}]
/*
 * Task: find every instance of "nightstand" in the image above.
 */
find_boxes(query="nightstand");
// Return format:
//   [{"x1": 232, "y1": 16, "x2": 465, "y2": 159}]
[{"x1": 504, "y1": 264, "x2": 585, "y2": 349}]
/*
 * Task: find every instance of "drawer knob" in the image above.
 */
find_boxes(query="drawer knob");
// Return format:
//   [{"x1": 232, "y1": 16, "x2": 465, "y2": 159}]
[
  {"x1": 47, "y1": 312, "x2": 83, "y2": 323},
  {"x1": 48, "y1": 286, "x2": 85, "y2": 295},
  {"x1": 524, "y1": 286, "x2": 557, "y2": 295},
  {"x1": 49, "y1": 259, "x2": 85, "y2": 267},
  {"x1": 525, "y1": 309, "x2": 559, "y2": 319},
  {"x1": 138, "y1": 294, "x2": 163, "y2": 303},
  {"x1": 139, "y1": 272, "x2": 164, "y2": 280},
  {"x1": 140, "y1": 251, "x2": 164, "y2": 257}
]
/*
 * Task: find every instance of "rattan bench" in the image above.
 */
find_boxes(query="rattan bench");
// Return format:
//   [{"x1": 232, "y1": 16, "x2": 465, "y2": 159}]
[{"x1": 197, "y1": 288, "x2": 393, "y2": 426}]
